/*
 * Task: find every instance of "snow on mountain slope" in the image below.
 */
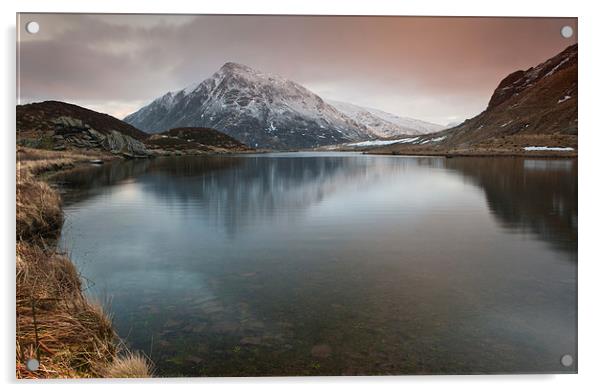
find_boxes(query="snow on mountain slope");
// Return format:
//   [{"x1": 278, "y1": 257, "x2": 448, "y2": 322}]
[
  {"x1": 327, "y1": 100, "x2": 444, "y2": 138},
  {"x1": 124, "y1": 63, "x2": 370, "y2": 149}
]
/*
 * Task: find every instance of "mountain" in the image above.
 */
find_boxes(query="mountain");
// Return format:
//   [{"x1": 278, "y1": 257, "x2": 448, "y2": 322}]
[
  {"x1": 124, "y1": 63, "x2": 437, "y2": 149},
  {"x1": 327, "y1": 100, "x2": 443, "y2": 137},
  {"x1": 363, "y1": 44, "x2": 578, "y2": 156}
]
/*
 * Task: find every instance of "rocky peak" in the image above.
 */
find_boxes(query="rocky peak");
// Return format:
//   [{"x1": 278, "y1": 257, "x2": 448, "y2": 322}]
[
  {"x1": 487, "y1": 44, "x2": 577, "y2": 110},
  {"x1": 219, "y1": 62, "x2": 255, "y2": 74}
]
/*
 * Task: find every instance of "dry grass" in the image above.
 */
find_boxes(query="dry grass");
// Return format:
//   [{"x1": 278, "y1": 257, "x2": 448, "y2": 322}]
[
  {"x1": 16, "y1": 243, "x2": 116, "y2": 378},
  {"x1": 102, "y1": 352, "x2": 153, "y2": 378},
  {"x1": 15, "y1": 146, "x2": 113, "y2": 242},
  {"x1": 16, "y1": 147, "x2": 106, "y2": 177},
  {"x1": 16, "y1": 147, "x2": 152, "y2": 379},
  {"x1": 16, "y1": 177, "x2": 63, "y2": 242}
]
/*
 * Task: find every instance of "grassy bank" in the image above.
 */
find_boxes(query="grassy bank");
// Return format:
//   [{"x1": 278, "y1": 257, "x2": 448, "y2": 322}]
[{"x1": 16, "y1": 147, "x2": 152, "y2": 378}]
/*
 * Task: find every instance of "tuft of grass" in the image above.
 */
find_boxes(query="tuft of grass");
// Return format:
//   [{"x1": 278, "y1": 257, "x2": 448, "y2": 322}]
[
  {"x1": 16, "y1": 177, "x2": 63, "y2": 242},
  {"x1": 102, "y1": 352, "x2": 153, "y2": 378}
]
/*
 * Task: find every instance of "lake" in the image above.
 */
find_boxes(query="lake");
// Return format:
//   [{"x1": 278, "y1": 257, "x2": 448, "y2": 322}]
[{"x1": 56, "y1": 152, "x2": 577, "y2": 376}]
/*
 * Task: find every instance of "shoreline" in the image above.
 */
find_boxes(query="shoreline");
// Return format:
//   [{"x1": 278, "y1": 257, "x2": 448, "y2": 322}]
[
  {"x1": 362, "y1": 149, "x2": 578, "y2": 159},
  {"x1": 16, "y1": 147, "x2": 152, "y2": 379}
]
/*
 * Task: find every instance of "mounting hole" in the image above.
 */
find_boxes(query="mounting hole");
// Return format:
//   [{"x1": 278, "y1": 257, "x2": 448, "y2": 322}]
[
  {"x1": 560, "y1": 25, "x2": 574, "y2": 39},
  {"x1": 560, "y1": 354, "x2": 574, "y2": 367},
  {"x1": 25, "y1": 358, "x2": 39, "y2": 371},
  {"x1": 25, "y1": 21, "x2": 40, "y2": 34}
]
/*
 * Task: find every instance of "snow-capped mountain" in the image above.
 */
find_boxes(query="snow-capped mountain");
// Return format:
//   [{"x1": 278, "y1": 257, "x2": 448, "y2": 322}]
[
  {"x1": 327, "y1": 100, "x2": 443, "y2": 138},
  {"x1": 124, "y1": 62, "x2": 439, "y2": 148},
  {"x1": 125, "y1": 63, "x2": 368, "y2": 148}
]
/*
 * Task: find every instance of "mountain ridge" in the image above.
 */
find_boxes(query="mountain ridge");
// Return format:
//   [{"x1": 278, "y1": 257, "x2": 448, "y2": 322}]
[{"x1": 327, "y1": 100, "x2": 443, "y2": 138}]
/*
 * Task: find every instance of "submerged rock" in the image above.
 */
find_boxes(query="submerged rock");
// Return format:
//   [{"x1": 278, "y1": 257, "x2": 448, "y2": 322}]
[
  {"x1": 185, "y1": 355, "x2": 203, "y2": 364},
  {"x1": 240, "y1": 336, "x2": 262, "y2": 345},
  {"x1": 311, "y1": 344, "x2": 332, "y2": 358}
]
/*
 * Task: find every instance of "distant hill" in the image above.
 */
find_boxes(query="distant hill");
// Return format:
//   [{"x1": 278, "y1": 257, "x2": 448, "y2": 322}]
[
  {"x1": 362, "y1": 44, "x2": 577, "y2": 156},
  {"x1": 146, "y1": 127, "x2": 251, "y2": 152}
]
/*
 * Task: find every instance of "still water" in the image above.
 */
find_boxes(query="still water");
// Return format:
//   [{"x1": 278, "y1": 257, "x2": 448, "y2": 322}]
[{"x1": 56, "y1": 153, "x2": 577, "y2": 376}]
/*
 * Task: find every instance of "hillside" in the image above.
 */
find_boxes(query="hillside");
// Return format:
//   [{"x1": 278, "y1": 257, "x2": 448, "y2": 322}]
[
  {"x1": 364, "y1": 44, "x2": 578, "y2": 156},
  {"x1": 17, "y1": 101, "x2": 148, "y2": 140},
  {"x1": 17, "y1": 101, "x2": 151, "y2": 157}
]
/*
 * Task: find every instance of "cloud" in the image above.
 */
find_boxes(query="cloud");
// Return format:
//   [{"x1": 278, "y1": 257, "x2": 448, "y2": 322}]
[{"x1": 17, "y1": 14, "x2": 577, "y2": 124}]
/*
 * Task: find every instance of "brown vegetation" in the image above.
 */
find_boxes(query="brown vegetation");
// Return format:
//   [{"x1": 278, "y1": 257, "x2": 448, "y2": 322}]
[
  {"x1": 17, "y1": 100, "x2": 148, "y2": 140},
  {"x1": 146, "y1": 126, "x2": 253, "y2": 154},
  {"x1": 16, "y1": 147, "x2": 151, "y2": 378}
]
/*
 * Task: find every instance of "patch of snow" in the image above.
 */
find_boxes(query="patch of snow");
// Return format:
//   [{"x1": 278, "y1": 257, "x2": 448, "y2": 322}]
[
  {"x1": 399, "y1": 137, "x2": 420, "y2": 143},
  {"x1": 347, "y1": 137, "x2": 419, "y2": 147},
  {"x1": 557, "y1": 95, "x2": 572, "y2": 104},
  {"x1": 523, "y1": 146, "x2": 574, "y2": 152},
  {"x1": 182, "y1": 82, "x2": 199, "y2": 95},
  {"x1": 544, "y1": 55, "x2": 572, "y2": 78}
]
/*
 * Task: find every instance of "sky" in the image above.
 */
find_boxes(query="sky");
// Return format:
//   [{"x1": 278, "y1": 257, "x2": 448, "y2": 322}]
[{"x1": 17, "y1": 14, "x2": 576, "y2": 125}]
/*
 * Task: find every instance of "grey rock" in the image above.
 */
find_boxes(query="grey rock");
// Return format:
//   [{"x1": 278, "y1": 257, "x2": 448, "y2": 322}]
[
  {"x1": 53, "y1": 116, "x2": 88, "y2": 129},
  {"x1": 101, "y1": 130, "x2": 150, "y2": 157}
]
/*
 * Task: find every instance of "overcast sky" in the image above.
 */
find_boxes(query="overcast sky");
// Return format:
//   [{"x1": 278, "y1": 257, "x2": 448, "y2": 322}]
[{"x1": 17, "y1": 14, "x2": 576, "y2": 125}]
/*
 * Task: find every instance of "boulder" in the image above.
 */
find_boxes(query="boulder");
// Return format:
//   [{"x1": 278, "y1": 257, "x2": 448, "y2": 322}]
[{"x1": 100, "y1": 130, "x2": 150, "y2": 157}]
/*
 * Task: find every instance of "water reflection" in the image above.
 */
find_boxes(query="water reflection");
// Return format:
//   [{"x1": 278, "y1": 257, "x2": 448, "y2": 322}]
[
  {"x1": 57, "y1": 155, "x2": 445, "y2": 236},
  {"x1": 445, "y1": 157, "x2": 577, "y2": 256},
  {"x1": 57, "y1": 153, "x2": 577, "y2": 376}
]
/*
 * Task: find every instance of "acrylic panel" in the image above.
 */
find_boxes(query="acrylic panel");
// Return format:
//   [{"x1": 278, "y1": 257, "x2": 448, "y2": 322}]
[{"x1": 16, "y1": 14, "x2": 577, "y2": 378}]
